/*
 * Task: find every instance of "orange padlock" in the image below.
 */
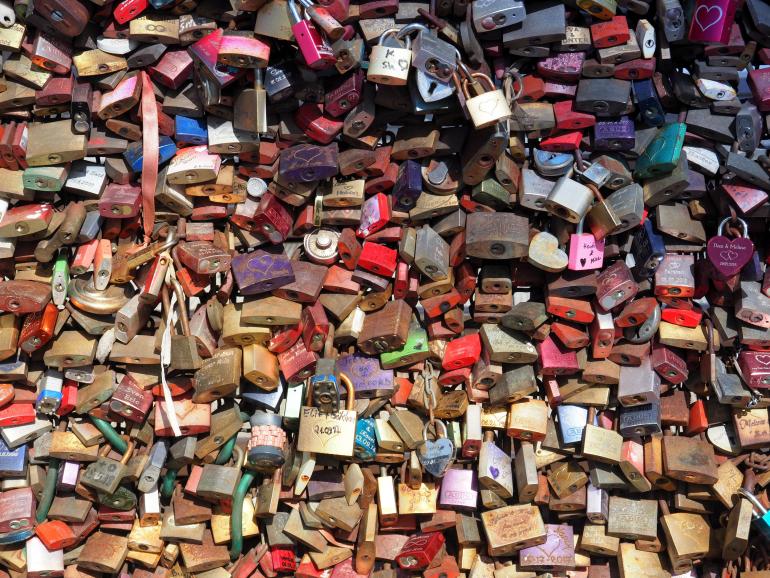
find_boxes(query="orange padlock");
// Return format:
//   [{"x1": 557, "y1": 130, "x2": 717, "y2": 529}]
[{"x1": 36, "y1": 520, "x2": 77, "y2": 550}]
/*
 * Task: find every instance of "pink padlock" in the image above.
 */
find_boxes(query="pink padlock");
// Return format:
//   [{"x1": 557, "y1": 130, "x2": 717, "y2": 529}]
[
  {"x1": 568, "y1": 219, "x2": 604, "y2": 271},
  {"x1": 288, "y1": 0, "x2": 336, "y2": 70},
  {"x1": 438, "y1": 468, "x2": 478, "y2": 510},
  {"x1": 687, "y1": 0, "x2": 736, "y2": 44}
]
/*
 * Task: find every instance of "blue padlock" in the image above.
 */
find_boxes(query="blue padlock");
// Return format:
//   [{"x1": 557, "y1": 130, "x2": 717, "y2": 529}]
[
  {"x1": 175, "y1": 115, "x2": 208, "y2": 147},
  {"x1": 354, "y1": 418, "x2": 377, "y2": 461},
  {"x1": 123, "y1": 136, "x2": 177, "y2": 173}
]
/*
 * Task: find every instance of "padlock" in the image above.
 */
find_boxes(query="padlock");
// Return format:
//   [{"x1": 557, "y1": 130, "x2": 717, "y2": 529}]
[
  {"x1": 368, "y1": 28, "x2": 413, "y2": 86},
  {"x1": 458, "y1": 63, "x2": 512, "y2": 129},
  {"x1": 81, "y1": 441, "x2": 135, "y2": 495},
  {"x1": 411, "y1": 26, "x2": 457, "y2": 83},
  {"x1": 297, "y1": 370, "x2": 356, "y2": 456},
  {"x1": 545, "y1": 168, "x2": 594, "y2": 224}
]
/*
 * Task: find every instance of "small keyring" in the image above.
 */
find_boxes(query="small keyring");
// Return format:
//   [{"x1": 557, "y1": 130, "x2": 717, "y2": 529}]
[{"x1": 504, "y1": 68, "x2": 524, "y2": 102}]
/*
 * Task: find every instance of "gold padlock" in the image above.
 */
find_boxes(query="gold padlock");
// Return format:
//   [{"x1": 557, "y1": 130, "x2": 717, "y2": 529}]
[
  {"x1": 297, "y1": 371, "x2": 357, "y2": 457},
  {"x1": 458, "y1": 63, "x2": 513, "y2": 129}
]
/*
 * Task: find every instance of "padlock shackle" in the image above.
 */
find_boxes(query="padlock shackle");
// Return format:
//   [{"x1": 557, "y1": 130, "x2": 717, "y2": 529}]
[
  {"x1": 717, "y1": 216, "x2": 749, "y2": 238},
  {"x1": 586, "y1": 183, "x2": 605, "y2": 203},
  {"x1": 377, "y1": 28, "x2": 401, "y2": 46},
  {"x1": 469, "y1": 72, "x2": 495, "y2": 93},
  {"x1": 421, "y1": 419, "x2": 447, "y2": 442},
  {"x1": 287, "y1": 0, "x2": 302, "y2": 24},
  {"x1": 396, "y1": 22, "x2": 428, "y2": 40},
  {"x1": 738, "y1": 487, "x2": 768, "y2": 516},
  {"x1": 340, "y1": 372, "x2": 355, "y2": 411},
  {"x1": 120, "y1": 440, "x2": 135, "y2": 464},
  {"x1": 169, "y1": 278, "x2": 192, "y2": 336}
]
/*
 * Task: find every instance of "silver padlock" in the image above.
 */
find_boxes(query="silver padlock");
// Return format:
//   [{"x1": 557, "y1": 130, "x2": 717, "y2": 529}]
[
  {"x1": 519, "y1": 165, "x2": 554, "y2": 213},
  {"x1": 472, "y1": 0, "x2": 525, "y2": 33},
  {"x1": 544, "y1": 168, "x2": 593, "y2": 223},
  {"x1": 411, "y1": 26, "x2": 458, "y2": 83},
  {"x1": 605, "y1": 183, "x2": 644, "y2": 234},
  {"x1": 533, "y1": 149, "x2": 573, "y2": 177},
  {"x1": 416, "y1": 69, "x2": 455, "y2": 103}
]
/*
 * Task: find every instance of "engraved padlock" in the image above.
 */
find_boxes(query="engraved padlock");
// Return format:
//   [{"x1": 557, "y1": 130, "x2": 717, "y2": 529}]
[
  {"x1": 568, "y1": 217, "x2": 605, "y2": 271},
  {"x1": 458, "y1": 61, "x2": 513, "y2": 129},
  {"x1": 81, "y1": 441, "x2": 135, "y2": 495},
  {"x1": 297, "y1": 370, "x2": 357, "y2": 456},
  {"x1": 368, "y1": 28, "x2": 413, "y2": 86}
]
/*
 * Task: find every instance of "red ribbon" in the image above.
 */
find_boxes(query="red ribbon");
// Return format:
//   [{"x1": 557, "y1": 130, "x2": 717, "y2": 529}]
[{"x1": 140, "y1": 71, "x2": 158, "y2": 243}]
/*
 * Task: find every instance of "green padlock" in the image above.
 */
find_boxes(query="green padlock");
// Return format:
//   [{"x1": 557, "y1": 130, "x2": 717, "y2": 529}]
[{"x1": 634, "y1": 122, "x2": 686, "y2": 179}]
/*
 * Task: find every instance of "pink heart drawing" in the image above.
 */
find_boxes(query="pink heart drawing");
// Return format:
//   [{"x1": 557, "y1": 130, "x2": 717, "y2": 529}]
[{"x1": 695, "y1": 4, "x2": 723, "y2": 31}]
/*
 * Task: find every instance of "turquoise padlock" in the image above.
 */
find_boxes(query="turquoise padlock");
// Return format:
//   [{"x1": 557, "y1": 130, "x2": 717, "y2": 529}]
[{"x1": 634, "y1": 122, "x2": 686, "y2": 179}]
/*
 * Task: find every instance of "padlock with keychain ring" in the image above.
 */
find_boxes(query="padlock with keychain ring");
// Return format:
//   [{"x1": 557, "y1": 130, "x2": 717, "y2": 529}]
[
  {"x1": 417, "y1": 362, "x2": 456, "y2": 478},
  {"x1": 502, "y1": 60, "x2": 525, "y2": 133},
  {"x1": 457, "y1": 58, "x2": 513, "y2": 129},
  {"x1": 368, "y1": 27, "x2": 416, "y2": 86}
]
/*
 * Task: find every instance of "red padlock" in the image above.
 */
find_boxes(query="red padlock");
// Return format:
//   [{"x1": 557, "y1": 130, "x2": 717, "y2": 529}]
[
  {"x1": 270, "y1": 546, "x2": 297, "y2": 573},
  {"x1": 553, "y1": 99, "x2": 596, "y2": 130},
  {"x1": 660, "y1": 307, "x2": 702, "y2": 328},
  {"x1": 301, "y1": 301, "x2": 329, "y2": 353},
  {"x1": 357, "y1": 242, "x2": 397, "y2": 277},
  {"x1": 0, "y1": 403, "x2": 35, "y2": 426},
  {"x1": 396, "y1": 532, "x2": 446, "y2": 570},
  {"x1": 36, "y1": 520, "x2": 77, "y2": 550},
  {"x1": 269, "y1": 323, "x2": 303, "y2": 353},
  {"x1": 442, "y1": 334, "x2": 482, "y2": 370},
  {"x1": 357, "y1": 192, "x2": 391, "y2": 238}
]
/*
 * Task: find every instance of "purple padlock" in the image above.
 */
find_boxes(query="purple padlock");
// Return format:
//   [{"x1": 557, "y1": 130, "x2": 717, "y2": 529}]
[
  {"x1": 438, "y1": 468, "x2": 478, "y2": 510},
  {"x1": 392, "y1": 160, "x2": 423, "y2": 212},
  {"x1": 278, "y1": 143, "x2": 339, "y2": 183},
  {"x1": 336, "y1": 354, "x2": 395, "y2": 398},
  {"x1": 593, "y1": 116, "x2": 635, "y2": 151},
  {"x1": 687, "y1": 0, "x2": 736, "y2": 44},
  {"x1": 58, "y1": 461, "x2": 81, "y2": 491},
  {"x1": 231, "y1": 250, "x2": 295, "y2": 295}
]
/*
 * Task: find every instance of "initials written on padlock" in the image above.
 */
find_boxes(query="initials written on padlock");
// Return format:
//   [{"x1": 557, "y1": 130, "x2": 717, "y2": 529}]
[{"x1": 297, "y1": 370, "x2": 357, "y2": 456}]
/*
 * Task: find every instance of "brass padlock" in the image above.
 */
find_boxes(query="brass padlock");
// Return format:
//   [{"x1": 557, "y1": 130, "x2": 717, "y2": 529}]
[
  {"x1": 297, "y1": 370, "x2": 357, "y2": 456},
  {"x1": 81, "y1": 440, "x2": 135, "y2": 495},
  {"x1": 165, "y1": 279, "x2": 203, "y2": 372}
]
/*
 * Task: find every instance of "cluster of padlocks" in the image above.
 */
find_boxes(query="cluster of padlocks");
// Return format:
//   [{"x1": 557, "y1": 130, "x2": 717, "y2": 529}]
[{"x1": 2, "y1": 0, "x2": 770, "y2": 575}]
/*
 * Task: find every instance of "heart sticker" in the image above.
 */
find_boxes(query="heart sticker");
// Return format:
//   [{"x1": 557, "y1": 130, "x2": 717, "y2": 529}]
[
  {"x1": 489, "y1": 466, "x2": 500, "y2": 479},
  {"x1": 695, "y1": 4, "x2": 723, "y2": 31},
  {"x1": 418, "y1": 438, "x2": 456, "y2": 478},
  {"x1": 706, "y1": 235, "x2": 754, "y2": 278}
]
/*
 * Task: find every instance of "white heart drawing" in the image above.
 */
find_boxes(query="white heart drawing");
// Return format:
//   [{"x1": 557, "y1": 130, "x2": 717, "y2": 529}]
[
  {"x1": 695, "y1": 4, "x2": 723, "y2": 32},
  {"x1": 719, "y1": 250, "x2": 739, "y2": 262},
  {"x1": 755, "y1": 355, "x2": 770, "y2": 366}
]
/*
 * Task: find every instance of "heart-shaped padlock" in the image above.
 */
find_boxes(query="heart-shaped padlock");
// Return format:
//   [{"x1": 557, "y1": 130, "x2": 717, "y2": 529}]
[
  {"x1": 706, "y1": 217, "x2": 754, "y2": 279},
  {"x1": 418, "y1": 420, "x2": 455, "y2": 478}
]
